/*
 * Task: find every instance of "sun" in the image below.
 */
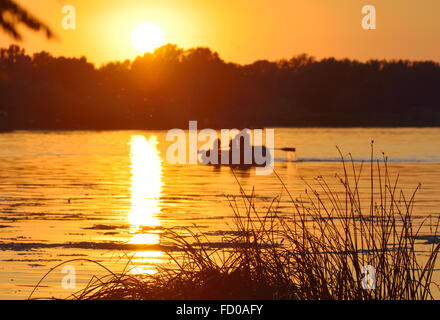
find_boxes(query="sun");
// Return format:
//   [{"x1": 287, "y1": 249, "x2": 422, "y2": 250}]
[{"x1": 131, "y1": 23, "x2": 165, "y2": 54}]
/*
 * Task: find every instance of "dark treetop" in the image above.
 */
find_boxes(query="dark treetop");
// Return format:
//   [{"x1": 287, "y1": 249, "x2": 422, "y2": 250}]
[{"x1": 1, "y1": 44, "x2": 440, "y2": 130}]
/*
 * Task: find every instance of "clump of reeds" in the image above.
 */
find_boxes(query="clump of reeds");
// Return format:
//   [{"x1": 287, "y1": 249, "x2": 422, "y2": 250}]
[{"x1": 31, "y1": 145, "x2": 440, "y2": 300}]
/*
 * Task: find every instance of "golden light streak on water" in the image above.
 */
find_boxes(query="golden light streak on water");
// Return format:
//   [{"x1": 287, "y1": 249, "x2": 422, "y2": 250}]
[
  {"x1": 127, "y1": 135, "x2": 164, "y2": 274},
  {"x1": 129, "y1": 135, "x2": 162, "y2": 229}
]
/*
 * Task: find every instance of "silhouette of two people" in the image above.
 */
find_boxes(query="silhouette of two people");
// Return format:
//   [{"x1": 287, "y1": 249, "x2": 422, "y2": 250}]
[{"x1": 209, "y1": 130, "x2": 260, "y2": 167}]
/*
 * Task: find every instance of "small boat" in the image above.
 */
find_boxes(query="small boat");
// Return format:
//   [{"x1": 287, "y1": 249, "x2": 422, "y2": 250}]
[{"x1": 199, "y1": 145, "x2": 272, "y2": 168}]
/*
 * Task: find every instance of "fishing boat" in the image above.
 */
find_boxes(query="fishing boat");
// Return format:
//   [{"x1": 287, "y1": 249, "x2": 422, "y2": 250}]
[{"x1": 199, "y1": 145, "x2": 273, "y2": 168}]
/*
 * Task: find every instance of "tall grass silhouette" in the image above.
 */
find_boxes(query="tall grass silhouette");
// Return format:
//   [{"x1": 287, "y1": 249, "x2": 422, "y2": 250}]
[{"x1": 31, "y1": 145, "x2": 440, "y2": 300}]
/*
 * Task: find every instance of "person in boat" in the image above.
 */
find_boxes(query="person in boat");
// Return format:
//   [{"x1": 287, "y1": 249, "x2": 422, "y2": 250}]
[
  {"x1": 212, "y1": 138, "x2": 222, "y2": 165},
  {"x1": 204, "y1": 138, "x2": 222, "y2": 165},
  {"x1": 229, "y1": 129, "x2": 252, "y2": 166},
  {"x1": 203, "y1": 130, "x2": 271, "y2": 167}
]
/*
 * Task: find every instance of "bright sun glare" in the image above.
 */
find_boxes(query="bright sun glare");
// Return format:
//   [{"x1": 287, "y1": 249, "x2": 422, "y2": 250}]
[{"x1": 131, "y1": 23, "x2": 166, "y2": 54}]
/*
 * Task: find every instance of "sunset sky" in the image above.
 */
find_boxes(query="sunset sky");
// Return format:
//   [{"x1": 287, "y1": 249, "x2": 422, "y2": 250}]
[{"x1": 0, "y1": 0, "x2": 439, "y2": 66}]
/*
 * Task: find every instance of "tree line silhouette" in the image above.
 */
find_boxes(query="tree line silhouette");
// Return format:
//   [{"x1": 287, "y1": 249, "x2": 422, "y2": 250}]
[{"x1": 1, "y1": 44, "x2": 440, "y2": 130}]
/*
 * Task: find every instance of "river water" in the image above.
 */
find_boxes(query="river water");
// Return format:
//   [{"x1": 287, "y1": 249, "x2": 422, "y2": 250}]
[{"x1": 0, "y1": 128, "x2": 439, "y2": 299}]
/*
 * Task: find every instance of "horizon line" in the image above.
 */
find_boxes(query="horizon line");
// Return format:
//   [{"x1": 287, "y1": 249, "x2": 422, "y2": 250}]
[{"x1": 3, "y1": 43, "x2": 440, "y2": 68}]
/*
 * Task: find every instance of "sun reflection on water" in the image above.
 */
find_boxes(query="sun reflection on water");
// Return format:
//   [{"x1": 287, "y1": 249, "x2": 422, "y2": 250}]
[
  {"x1": 128, "y1": 135, "x2": 164, "y2": 274},
  {"x1": 129, "y1": 135, "x2": 162, "y2": 228}
]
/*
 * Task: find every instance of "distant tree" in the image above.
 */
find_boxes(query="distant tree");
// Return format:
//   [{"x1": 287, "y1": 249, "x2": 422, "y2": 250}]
[
  {"x1": 1, "y1": 43, "x2": 440, "y2": 129},
  {"x1": 0, "y1": 0, "x2": 53, "y2": 40}
]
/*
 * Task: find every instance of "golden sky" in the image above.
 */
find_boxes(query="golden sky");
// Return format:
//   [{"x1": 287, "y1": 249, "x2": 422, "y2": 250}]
[{"x1": 0, "y1": 0, "x2": 439, "y2": 66}]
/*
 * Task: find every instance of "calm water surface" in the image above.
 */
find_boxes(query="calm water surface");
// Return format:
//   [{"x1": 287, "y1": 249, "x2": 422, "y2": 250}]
[{"x1": 0, "y1": 128, "x2": 440, "y2": 299}]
